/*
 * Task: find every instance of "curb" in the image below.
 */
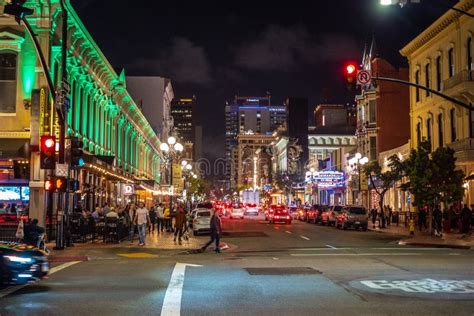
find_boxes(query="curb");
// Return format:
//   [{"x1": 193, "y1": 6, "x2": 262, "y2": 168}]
[{"x1": 398, "y1": 240, "x2": 471, "y2": 250}]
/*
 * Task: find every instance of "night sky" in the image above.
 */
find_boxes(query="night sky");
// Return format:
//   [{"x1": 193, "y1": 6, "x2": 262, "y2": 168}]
[{"x1": 71, "y1": 0, "x2": 456, "y2": 166}]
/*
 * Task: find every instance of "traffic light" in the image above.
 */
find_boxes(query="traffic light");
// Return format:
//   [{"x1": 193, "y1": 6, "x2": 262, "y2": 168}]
[
  {"x1": 344, "y1": 63, "x2": 358, "y2": 83},
  {"x1": 55, "y1": 177, "x2": 67, "y2": 192},
  {"x1": 3, "y1": 0, "x2": 34, "y2": 24},
  {"x1": 44, "y1": 179, "x2": 54, "y2": 191},
  {"x1": 40, "y1": 135, "x2": 56, "y2": 169},
  {"x1": 70, "y1": 137, "x2": 84, "y2": 168}
]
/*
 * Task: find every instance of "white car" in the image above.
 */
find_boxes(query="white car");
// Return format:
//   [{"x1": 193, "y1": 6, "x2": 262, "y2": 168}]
[
  {"x1": 245, "y1": 203, "x2": 259, "y2": 216},
  {"x1": 230, "y1": 204, "x2": 245, "y2": 219},
  {"x1": 192, "y1": 209, "x2": 212, "y2": 235}
]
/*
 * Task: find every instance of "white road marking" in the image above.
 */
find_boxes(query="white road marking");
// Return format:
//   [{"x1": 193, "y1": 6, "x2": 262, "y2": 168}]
[
  {"x1": 0, "y1": 260, "x2": 81, "y2": 299},
  {"x1": 161, "y1": 263, "x2": 202, "y2": 316},
  {"x1": 285, "y1": 231, "x2": 292, "y2": 234},
  {"x1": 272, "y1": 257, "x2": 279, "y2": 260},
  {"x1": 48, "y1": 261, "x2": 81, "y2": 275},
  {"x1": 300, "y1": 236, "x2": 310, "y2": 240},
  {"x1": 293, "y1": 248, "x2": 351, "y2": 251},
  {"x1": 291, "y1": 253, "x2": 423, "y2": 257},
  {"x1": 292, "y1": 247, "x2": 441, "y2": 251},
  {"x1": 325, "y1": 244, "x2": 337, "y2": 249}
]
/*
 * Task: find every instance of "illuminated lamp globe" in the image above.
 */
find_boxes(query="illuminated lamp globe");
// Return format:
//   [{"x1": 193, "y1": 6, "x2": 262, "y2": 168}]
[
  {"x1": 181, "y1": 160, "x2": 188, "y2": 167},
  {"x1": 174, "y1": 142, "x2": 184, "y2": 152},
  {"x1": 167, "y1": 136, "x2": 176, "y2": 145},
  {"x1": 160, "y1": 143, "x2": 170, "y2": 152},
  {"x1": 186, "y1": 164, "x2": 192, "y2": 170},
  {"x1": 355, "y1": 153, "x2": 362, "y2": 160},
  {"x1": 193, "y1": 174, "x2": 197, "y2": 179}
]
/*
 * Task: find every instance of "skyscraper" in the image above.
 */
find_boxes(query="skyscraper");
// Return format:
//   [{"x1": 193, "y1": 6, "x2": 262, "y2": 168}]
[
  {"x1": 225, "y1": 95, "x2": 286, "y2": 187},
  {"x1": 171, "y1": 96, "x2": 196, "y2": 160}
]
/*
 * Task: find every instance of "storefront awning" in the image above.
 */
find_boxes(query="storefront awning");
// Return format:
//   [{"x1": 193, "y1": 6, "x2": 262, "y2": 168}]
[{"x1": 0, "y1": 139, "x2": 29, "y2": 159}]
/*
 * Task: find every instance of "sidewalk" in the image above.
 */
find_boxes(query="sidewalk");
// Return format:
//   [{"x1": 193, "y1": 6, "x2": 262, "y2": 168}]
[
  {"x1": 369, "y1": 223, "x2": 473, "y2": 249},
  {"x1": 46, "y1": 230, "x2": 211, "y2": 260}
]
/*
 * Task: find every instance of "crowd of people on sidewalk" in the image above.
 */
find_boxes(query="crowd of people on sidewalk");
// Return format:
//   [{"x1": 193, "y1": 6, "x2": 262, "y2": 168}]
[{"x1": 369, "y1": 203, "x2": 473, "y2": 237}]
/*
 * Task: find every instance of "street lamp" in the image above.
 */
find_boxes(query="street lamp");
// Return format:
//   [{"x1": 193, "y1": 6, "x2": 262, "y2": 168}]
[{"x1": 160, "y1": 136, "x2": 184, "y2": 210}]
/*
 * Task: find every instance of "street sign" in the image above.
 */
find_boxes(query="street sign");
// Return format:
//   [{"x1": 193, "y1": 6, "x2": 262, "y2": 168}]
[
  {"x1": 55, "y1": 163, "x2": 69, "y2": 177},
  {"x1": 357, "y1": 70, "x2": 372, "y2": 85}
]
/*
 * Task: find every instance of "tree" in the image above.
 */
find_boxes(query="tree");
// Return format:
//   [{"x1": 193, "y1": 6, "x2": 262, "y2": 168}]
[
  {"x1": 431, "y1": 146, "x2": 465, "y2": 206},
  {"x1": 363, "y1": 154, "x2": 403, "y2": 227},
  {"x1": 188, "y1": 177, "x2": 211, "y2": 201}
]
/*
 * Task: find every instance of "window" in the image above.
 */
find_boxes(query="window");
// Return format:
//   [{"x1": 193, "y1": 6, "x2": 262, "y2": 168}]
[
  {"x1": 415, "y1": 70, "x2": 420, "y2": 102},
  {"x1": 436, "y1": 56, "x2": 442, "y2": 91},
  {"x1": 416, "y1": 122, "x2": 422, "y2": 145},
  {"x1": 450, "y1": 108, "x2": 456, "y2": 142},
  {"x1": 369, "y1": 100, "x2": 376, "y2": 123},
  {"x1": 448, "y1": 47, "x2": 454, "y2": 77},
  {"x1": 425, "y1": 63, "x2": 430, "y2": 97},
  {"x1": 427, "y1": 118, "x2": 432, "y2": 144},
  {"x1": 0, "y1": 52, "x2": 17, "y2": 113},
  {"x1": 468, "y1": 37, "x2": 472, "y2": 71},
  {"x1": 438, "y1": 113, "x2": 443, "y2": 147},
  {"x1": 370, "y1": 137, "x2": 377, "y2": 161}
]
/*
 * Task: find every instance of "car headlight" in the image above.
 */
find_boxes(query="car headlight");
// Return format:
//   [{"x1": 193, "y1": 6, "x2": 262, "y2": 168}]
[{"x1": 4, "y1": 255, "x2": 33, "y2": 264}]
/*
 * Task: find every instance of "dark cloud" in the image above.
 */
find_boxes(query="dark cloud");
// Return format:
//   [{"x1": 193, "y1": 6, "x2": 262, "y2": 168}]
[
  {"x1": 235, "y1": 25, "x2": 359, "y2": 71},
  {"x1": 128, "y1": 38, "x2": 213, "y2": 86}
]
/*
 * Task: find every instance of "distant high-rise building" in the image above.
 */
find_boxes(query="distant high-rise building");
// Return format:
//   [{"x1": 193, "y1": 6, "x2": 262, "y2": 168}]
[
  {"x1": 286, "y1": 97, "x2": 309, "y2": 179},
  {"x1": 225, "y1": 95, "x2": 286, "y2": 187},
  {"x1": 171, "y1": 97, "x2": 195, "y2": 143}
]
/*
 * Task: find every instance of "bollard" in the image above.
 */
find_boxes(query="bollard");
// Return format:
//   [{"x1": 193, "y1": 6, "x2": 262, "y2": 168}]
[{"x1": 409, "y1": 217, "x2": 415, "y2": 235}]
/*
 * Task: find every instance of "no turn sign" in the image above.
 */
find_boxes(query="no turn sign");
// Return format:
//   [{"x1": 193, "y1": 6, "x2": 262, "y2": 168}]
[{"x1": 357, "y1": 70, "x2": 371, "y2": 85}]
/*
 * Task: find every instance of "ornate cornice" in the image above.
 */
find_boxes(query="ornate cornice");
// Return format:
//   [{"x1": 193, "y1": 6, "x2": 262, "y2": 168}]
[{"x1": 400, "y1": 0, "x2": 474, "y2": 58}]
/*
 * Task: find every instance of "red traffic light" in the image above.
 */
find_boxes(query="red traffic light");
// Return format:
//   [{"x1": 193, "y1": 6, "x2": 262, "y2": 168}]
[
  {"x1": 346, "y1": 64, "x2": 356, "y2": 75},
  {"x1": 44, "y1": 179, "x2": 54, "y2": 191},
  {"x1": 40, "y1": 136, "x2": 56, "y2": 169}
]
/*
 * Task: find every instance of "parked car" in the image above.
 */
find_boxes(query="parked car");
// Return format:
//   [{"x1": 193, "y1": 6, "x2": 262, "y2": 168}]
[
  {"x1": 230, "y1": 203, "x2": 245, "y2": 219},
  {"x1": 0, "y1": 242, "x2": 49, "y2": 285},
  {"x1": 336, "y1": 206, "x2": 368, "y2": 230},
  {"x1": 244, "y1": 203, "x2": 259, "y2": 216},
  {"x1": 306, "y1": 205, "x2": 320, "y2": 223},
  {"x1": 192, "y1": 209, "x2": 212, "y2": 235},
  {"x1": 288, "y1": 206, "x2": 299, "y2": 220},
  {"x1": 297, "y1": 207, "x2": 308, "y2": 221},
  {"x1": 269, "y1": 209, "x2": 292, "y2": 224},
  {"x1": 321, "y1": 205, "x2": 343, "y2": 226}
]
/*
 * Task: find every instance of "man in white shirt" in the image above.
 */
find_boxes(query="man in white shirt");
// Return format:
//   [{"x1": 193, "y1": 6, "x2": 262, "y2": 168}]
[
  {"x1": 134, "y1": 202, "x2": 150, "y2": 246},
  {"x1": 156, "y1": 203, "x2": 165, "y2": 232}
]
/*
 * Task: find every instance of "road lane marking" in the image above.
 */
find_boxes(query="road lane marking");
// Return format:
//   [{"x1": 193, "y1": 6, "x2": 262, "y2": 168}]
[
  {"x1": 161, "y1": 263, "x2": 202, "y2": 316},
  {"x1": 300, "y1": 236, "x2": 310, "y2": 240},
  {"x1": 0, "y1": 261, "x2": 81, "y2": 299},
  {"x1": 274, "y1": 227, "x2": 280, "y2": 230},
  {"x1": 285, "y1": 231, "x2": 292, "y2": 234},
  {"x1": 48, "y1": 261, "x2": 81, "y2": 275},
  {"x1": 293, "y1": 248, "x2": 351, "y2": 251},
  {"x1": 325, "y1": 245, "x2": 337, "y2": 249},
  {"x1": 117, "y1": 252, "x2": 158, "y2": 258},
  {"x1": 291, "y1": 253, "x2": 423, "y2": 257}
]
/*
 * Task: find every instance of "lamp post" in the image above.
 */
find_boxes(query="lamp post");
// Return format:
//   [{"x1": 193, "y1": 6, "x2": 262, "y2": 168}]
[
  {"x1": 160, "y1": 136, "x2": 183, "y2": 211},
  {"x1": 305, "y1": 168, "x2": 318, "y2": 204},
  {"x1": 180, "y1": 160, "x2": 194, "y2": 206},
  {"x1": 349, "y1": 153, "x2": 369, "y2": 206}
]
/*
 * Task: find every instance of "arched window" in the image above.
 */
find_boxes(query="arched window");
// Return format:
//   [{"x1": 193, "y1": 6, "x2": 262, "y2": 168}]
[
  {"x1": 415, "y1": 70, "x2": 420, "y2": 102},
  {"x1": 416, "y1": 122, "x2": 422, "y2": 145},
  {"x1": 425, "y1": 63, "x2": 431, "y2": 97},
  {"x1": 450, "y1": 108, "x2": 456, "y2": 142},
  {"x1": 467, "y1": 37, "x2": 472, "y2": 71},
  {"x1": 448, "y1": 47, "x2": 455, "y2": 77},
  {"x1": 427, "y1": 118, "x2": 432, "y2": 146},
  {"x1": 436, "y1": 56, "x2": 442, "y2": 91},
  {"x1": 0, "y1": 52, "x2": 18, "y2": 113},
  {"x1": 438, "y1": 113, "x2": 443, "y2": 147}
]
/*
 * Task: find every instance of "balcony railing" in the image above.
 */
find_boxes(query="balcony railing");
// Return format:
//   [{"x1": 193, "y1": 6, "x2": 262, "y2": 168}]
[
  {"x1": 443, "y1": 70, "x2": 474, "y2": 91},
  {"x1": 448, "y1": 138, "x2": 474, "y2": 152}
]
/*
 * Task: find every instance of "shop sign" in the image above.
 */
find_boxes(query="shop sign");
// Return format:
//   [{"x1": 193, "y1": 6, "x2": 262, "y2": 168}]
[
  {"x1": 315, "y1": 171, "x2": 345, "y2": 189},
  {"x1": 123, "y1": 184, "x2": 134, "y2": 195}
]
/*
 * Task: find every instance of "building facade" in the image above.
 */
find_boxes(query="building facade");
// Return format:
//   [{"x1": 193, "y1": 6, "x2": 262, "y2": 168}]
[
  {"x1": 400, "y1": 0, "x2": 474, "y2": 205},
  {"x1": 0, "y1": 1, "x2": 164, "y2": 225}
]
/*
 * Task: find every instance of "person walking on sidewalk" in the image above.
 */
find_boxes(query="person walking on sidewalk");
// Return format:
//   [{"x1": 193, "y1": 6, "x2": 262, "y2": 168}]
[
  {"x1": 128, "y1": 203, "x2": 137, "y2": 243},
  {"x1": 200, "y1": 209, "x2": 222, "y2": 253},
  {"x1": 418, "y1": 205, "x2": 428, "y2": 232},
  {"x1": 164, "y1": 206, "x2": 172, "y2": 232},
  {"x1": 370, "y1": 208, "x2": 377, "y2": 229},
  {"x1": 460, "y1": 204, "x2": 472, "y2": 234},
  {"x1": 149, "y1": 206, "x2": 157, "y2": 233},
  {"x1": 156, "y1": 203, "x2": 165, "y2": 232},
  {"x1": 134, "y1": 202, "x2": 150, "y2": 246},
  {"x1": 173, "y1": 205, "x2": 187, "y2": 244},
  {"x1": 433, "y1": 205, "x2": 443, "y2": 237}
]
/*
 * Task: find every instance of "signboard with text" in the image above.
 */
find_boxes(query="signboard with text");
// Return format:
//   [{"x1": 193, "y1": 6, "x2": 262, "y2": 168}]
[{"x1": 315, "y1": 171, "x2": 345, "y2": 189}]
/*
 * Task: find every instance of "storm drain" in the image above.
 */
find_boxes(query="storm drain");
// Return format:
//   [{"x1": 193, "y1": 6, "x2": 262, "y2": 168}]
[
  {"x1": 245, "y1": 267, "x2": 322, "y2": 275},
  {"x1": 222, "y1": 231, "x2": 268, "y2": 238}
]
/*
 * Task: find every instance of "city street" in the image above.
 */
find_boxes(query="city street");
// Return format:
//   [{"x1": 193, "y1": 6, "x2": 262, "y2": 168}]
[{"x1": 1, "y1": 216, "x2": 473, "y2": 315}]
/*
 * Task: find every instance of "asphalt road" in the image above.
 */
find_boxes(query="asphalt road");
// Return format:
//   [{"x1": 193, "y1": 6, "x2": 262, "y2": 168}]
[{"x1": 1, "y1": 214, "x2": 474, "y2": 316}]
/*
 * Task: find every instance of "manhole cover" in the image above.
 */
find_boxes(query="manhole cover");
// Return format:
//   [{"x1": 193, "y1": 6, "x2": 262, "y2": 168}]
[
  {"x1": 245, "y1": 267, "x2": 321, "y2": 275},
  {"x1": 222, "y1": 231, "x2": 268, "y2": 238}
]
